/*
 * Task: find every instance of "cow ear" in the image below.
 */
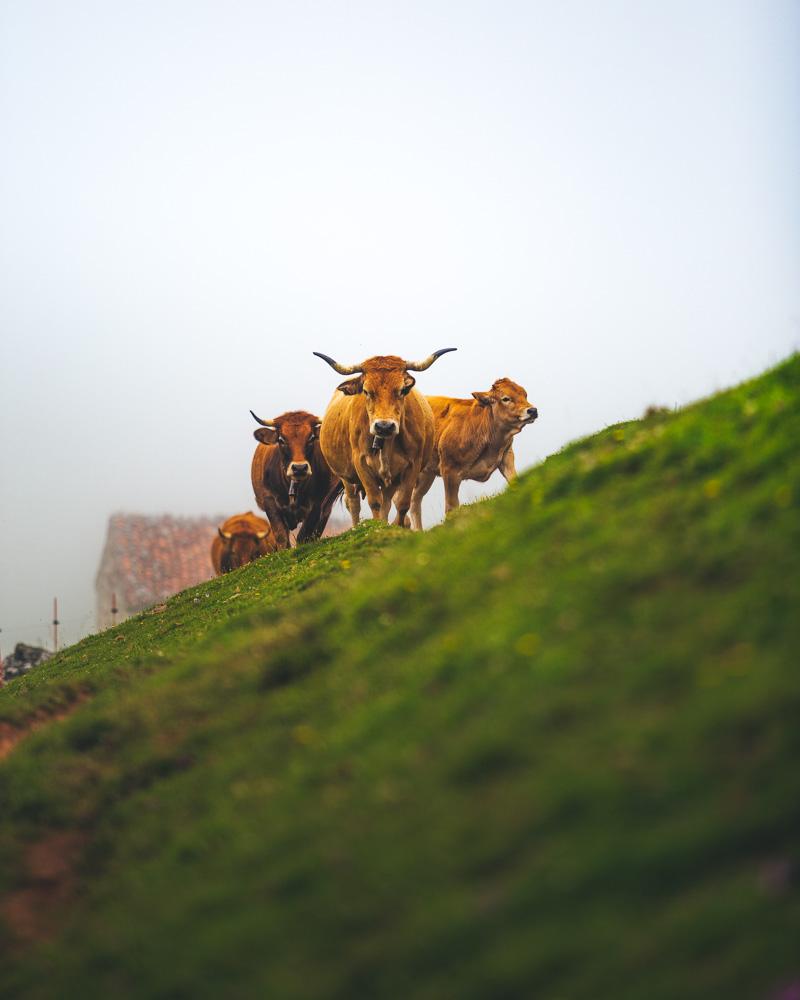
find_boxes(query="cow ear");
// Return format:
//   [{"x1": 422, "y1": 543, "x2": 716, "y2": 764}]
[
  {"x1": 337, "y1": 376, "x2": 364, "y2": 395},
  {"x1": 254, "y1": 426, "x2": 279, "y2": 444},
  {"x1": 472, "y1": 391, "x2": 494, "y2": 407},
  {"x1": 401, "y1": 374, "x2": 416, "y2": 395}
]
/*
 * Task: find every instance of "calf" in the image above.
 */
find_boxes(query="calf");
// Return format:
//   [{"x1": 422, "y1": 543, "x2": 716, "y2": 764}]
[{"x1": 410, "y1": 378, "x2": 537, "y2": 528}]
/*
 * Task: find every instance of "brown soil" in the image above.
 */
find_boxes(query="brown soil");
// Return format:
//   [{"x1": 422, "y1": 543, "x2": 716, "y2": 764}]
[
  {"x1": 0, "y1": 695, "x2": 89, "y2": 763},
  {"x1": 2, "y1": 831, "x2": 87, "y2": 944},
  {"x1": 0, "y1": 696, "x2": 93, "y2": 947}
]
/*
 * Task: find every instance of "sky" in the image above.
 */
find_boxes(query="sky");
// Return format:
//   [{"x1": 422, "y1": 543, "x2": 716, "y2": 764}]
[{"x1": 1, "y1": 0, "x2": 798, "y2": 653}]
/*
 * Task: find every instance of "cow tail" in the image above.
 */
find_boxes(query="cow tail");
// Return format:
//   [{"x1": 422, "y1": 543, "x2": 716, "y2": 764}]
[{"x1": 325, "y1": 478, "x2": 346, "y2": 508}]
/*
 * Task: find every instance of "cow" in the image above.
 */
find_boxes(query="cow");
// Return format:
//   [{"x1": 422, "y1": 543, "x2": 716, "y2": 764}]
[
  {"x1": 314, "y1": 349, "x2": 456, "y2": 528},
  {"x1": 250, "y1": 409, "x2": 343, "y2": 549},
  {"x1": 212, "y1": 512, "x2": 276, "y2": 575},
  {"x1": 409, "y1": 377, "x2": 538, "y2": 529}
]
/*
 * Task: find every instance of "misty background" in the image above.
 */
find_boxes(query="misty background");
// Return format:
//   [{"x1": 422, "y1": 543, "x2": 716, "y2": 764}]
[{"x1": 1, "y1": 0, "x2": 798, "y2": 652}]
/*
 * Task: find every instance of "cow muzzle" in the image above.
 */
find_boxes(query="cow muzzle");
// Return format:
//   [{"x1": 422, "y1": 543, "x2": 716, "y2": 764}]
[
  {"x1": 371, "y1": 419, "x2": 398, "y2": 438},
  {"x1": 288, "y1": 462, "x2": 311, "y2": 501}
]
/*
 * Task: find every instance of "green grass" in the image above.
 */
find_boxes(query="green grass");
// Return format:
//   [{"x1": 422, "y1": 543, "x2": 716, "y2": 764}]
[
  {"x1": 1, "y1": 356, "x2": 798, "y2": 999},
  {"x1": 0, "y1": 523, "x2": 396, "y2": 727}
]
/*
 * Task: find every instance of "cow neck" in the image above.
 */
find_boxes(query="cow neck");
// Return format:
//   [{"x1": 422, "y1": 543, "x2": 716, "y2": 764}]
[
  {"x1": 471, "y1": 402, "x2": 515, "y2": 460},
  {"x1": 468, "y1": 402, "x2": 496, "y2": 451},
  {"x1": 501, "y1": 408, "x2": 530, "y2": 444},
  {"x1": 491, "y1": 412, "x2": 518, "y2": 446}
]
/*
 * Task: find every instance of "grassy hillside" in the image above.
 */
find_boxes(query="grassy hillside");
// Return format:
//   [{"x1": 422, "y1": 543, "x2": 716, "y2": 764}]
[{"x1": 1, "y1": 357, "x2": 798, "y2": 999}]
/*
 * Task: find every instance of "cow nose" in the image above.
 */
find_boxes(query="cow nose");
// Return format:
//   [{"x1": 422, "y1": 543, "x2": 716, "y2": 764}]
[
  {"x1": 374, "y1": 420, "x2": 397, "y2": 436},
  {"x1": 290, "y1": 462, "x2": 310, "y2": 476},
  {"x1": 528, "y1": 407, "x2": 538, "y2": 419}
]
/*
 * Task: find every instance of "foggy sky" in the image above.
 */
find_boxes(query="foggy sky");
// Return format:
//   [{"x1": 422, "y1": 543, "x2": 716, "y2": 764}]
[{"x1": 1, "y1": 0, "x2": 798, "y2": 653}]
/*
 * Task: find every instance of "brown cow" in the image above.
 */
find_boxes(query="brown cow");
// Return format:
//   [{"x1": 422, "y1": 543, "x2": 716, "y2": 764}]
[
  {"x1": 250, "y1": 410, "x2": 343, "y2": 549},
  {"x1": 410, "y1": 377, "x2": 538, "y2": 528},
  {"x1": 314, "y1": 349, "x2": 456, "y2": 528},
  {"x1": 211, "y1": 512, "x2": 276, "y2": 575}
]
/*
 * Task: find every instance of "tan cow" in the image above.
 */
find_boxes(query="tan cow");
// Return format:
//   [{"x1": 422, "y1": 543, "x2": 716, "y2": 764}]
[
  {"x1": 410, "y1": 377, "x2": 538, "y2": 529},
  {"x1": 314, "y1": 349, "x2": 456, "y2": 528},
  {"x1": 211, "y1": 512, "x2": 276, "y2": 575}
]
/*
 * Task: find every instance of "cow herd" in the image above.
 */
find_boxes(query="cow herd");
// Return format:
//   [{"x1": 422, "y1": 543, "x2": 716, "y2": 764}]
[{"x1": 211, "y1": 349, "x2": 538, "y2": 574}]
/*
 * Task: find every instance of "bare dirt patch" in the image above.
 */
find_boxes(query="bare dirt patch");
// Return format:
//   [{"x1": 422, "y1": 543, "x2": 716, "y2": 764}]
[
  {"x1": 0, "y1": 695, "x2": 90, "y2": 763},
  {"x1": 2, "y1": 831, "x2": 87, "y2": 944}
]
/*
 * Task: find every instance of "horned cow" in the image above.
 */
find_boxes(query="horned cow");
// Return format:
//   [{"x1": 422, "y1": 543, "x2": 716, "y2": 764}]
[
  {"x1": 314, "y1": 349, "x2": 456, "y2": 528},
  {"x1": 410, "y1": 377, "x2": 537, "y2": 528},
  {"x1": 212, "y1": 512, "x2": 276, "y2": 575},
  {"x1": 250, "y1": 409, "x2": 343, "y2": 549}
]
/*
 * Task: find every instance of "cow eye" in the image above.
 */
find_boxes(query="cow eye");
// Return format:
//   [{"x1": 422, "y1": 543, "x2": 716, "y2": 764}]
[
  {"x1": 501, "y1": 396, "x2": 511, "y2": 402},
  {"x1": 278, "y1": 436, "x2": 286, "y2": 445}
]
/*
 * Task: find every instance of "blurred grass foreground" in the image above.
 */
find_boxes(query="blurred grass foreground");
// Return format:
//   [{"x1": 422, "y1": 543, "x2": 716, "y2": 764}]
[{"x1": 1, "y1": 356, "x2": 798, "y2": 999}]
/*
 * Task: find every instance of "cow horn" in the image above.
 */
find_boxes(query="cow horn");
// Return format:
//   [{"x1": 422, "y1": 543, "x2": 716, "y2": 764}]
[
  {"x1": 255, "y1": 530, "x2": 269, "y2": 540},
  {"x1": 313, "y1": 352, "x2": 363, "y2": 376},
  {"x1": 218, "y1": 528, "x2": 233, "y2": 540},
  {"x1": 250, "y1": 410, "x2": 276, "y2": 428},
  {"x1": 405, "y1": 347, "x2": 457, "y2": 372}
]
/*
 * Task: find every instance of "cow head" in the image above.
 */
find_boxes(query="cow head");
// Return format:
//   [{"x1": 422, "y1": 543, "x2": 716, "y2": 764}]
[
  {"x1": 250, "y1": 410, "x2": 323, "y2": 484},
  {"x1": 313, "y1": 349, "x2": 457, "y2": 440},
  {"x1": 217, "y1": 518, "x2": 272, "y2": 573},
  {"x1": 472, "y1": 378, "x2": 538, "y2": 428}
]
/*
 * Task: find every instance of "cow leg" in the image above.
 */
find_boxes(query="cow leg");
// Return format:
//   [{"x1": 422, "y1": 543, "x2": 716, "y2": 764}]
[
  {"x1": 392, "y1": 469, "x2": 419, "y2": 529},
  {"x1": 362, "y1": 480, "x2": 385, "y2": 520},
  {"x1": 296, "y1": 506, "x2": 322, "y2": 544},
  {"x1": 354, "y1": 461, "x2": 386, "y2": 521},
  {"x1": 410, "y1": 467, "x2": 436, "y2": 531},
  {"x1": 393, "y1": 494, "x2": 412, "y2": 528},
  {"x1": 306, "y1": 482, "x2": 341, "y2": 541},
  {"x1": 442, "y1": 468, "x2": 462, "y2": 515},
  {"x1": 380, "y1": 482, "x2": 397, "y2": 521},
  {"x1": 499, "y1": 445, "x2": 517, "y2": 482},
  {"x1": 366, "y1": 489, "x2": 384, "y2": 520},
  {"x1": 261, "y1": 497, "x2": 291, "y2": 549},
  {"x1": 344, "y1": 481, "x2": 361, "y2": 527}
]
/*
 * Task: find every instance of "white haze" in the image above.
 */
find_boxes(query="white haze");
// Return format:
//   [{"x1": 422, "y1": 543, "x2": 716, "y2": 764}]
[{"x1": 1, "y1": 0, "x2": 798, "y2": 651}]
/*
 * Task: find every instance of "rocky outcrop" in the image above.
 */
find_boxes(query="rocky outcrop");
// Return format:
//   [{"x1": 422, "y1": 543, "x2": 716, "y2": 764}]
[{"x1": 2, "y1": 643, "x2": 52, "y2": 683}]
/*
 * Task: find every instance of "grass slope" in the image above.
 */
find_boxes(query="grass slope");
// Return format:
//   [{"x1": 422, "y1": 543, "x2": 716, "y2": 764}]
[{"x1": 1, "y1": 357, "x2": 798, "y2": 999}]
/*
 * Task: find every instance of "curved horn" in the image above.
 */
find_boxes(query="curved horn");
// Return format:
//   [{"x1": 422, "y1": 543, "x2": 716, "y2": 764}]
[
  {"x1": 218, "y1": 527, "x2": 233, "y2": 540},
  {"x1": 255, "y1": 530, "x2": 269, "y2": 540},
  {"x1": 250, "y1": 410, "x2": 276, "y2": 428},
  {"x1": 405, "y1": 347, "x2": 457, "y2": 372},
  {"x1": 312, "y1": 352, "x2": 363, "y2": 376}
]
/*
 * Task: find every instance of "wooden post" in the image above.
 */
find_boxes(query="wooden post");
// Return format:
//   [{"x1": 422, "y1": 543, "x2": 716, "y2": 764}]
[{"x1": 53, "y1": 597, "x2": 59, "y2": 653}]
